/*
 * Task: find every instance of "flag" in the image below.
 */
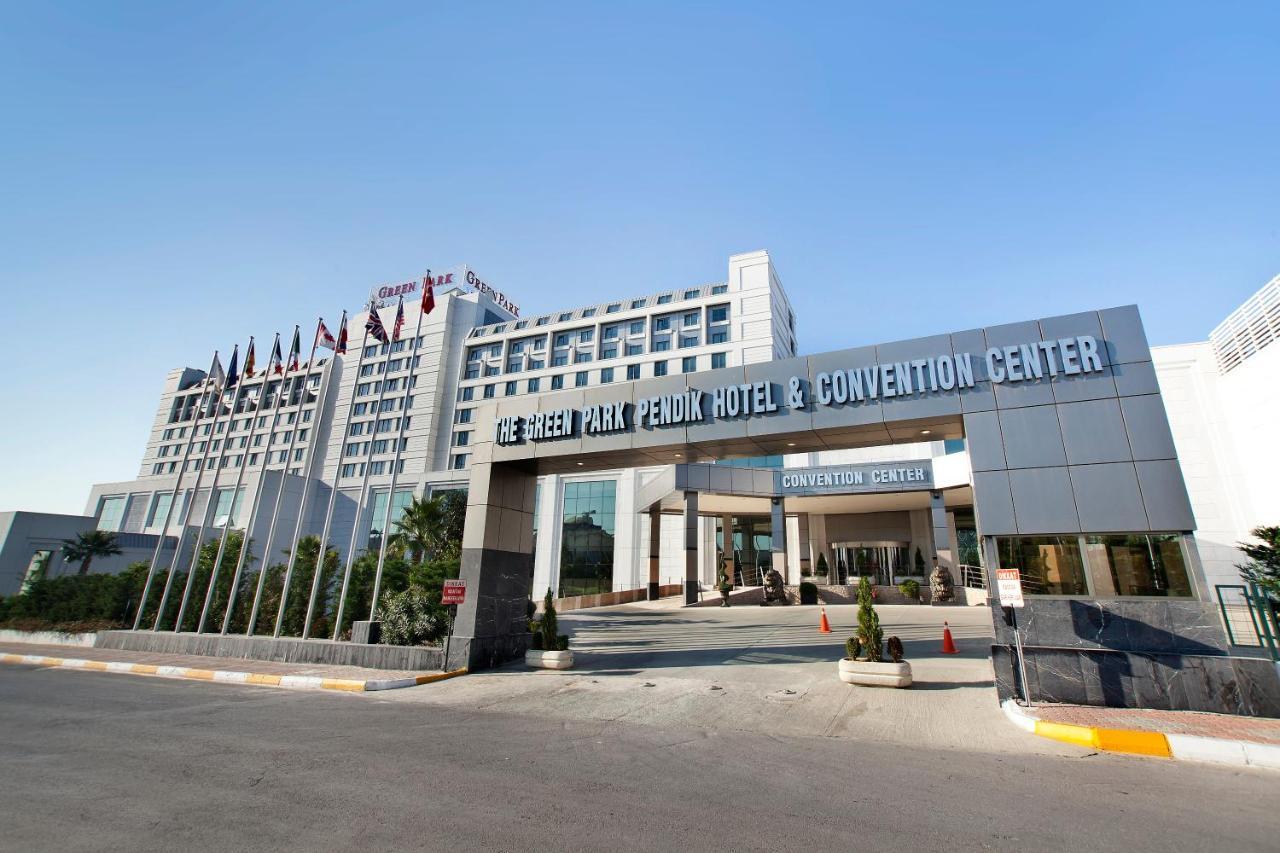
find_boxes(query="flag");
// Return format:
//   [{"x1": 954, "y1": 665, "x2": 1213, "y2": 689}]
[
  {"x1": 226, "y1": 345, "x2": 240, "y2": 389},
  {"x1": 316, "y1": 318, "x2": 336, "y2": 351},
  {"x1": 421, "y1": 272, "x2": 435, "y2": 314},
  {"x1": 244, "y1": 339, "x2": 256, "y2": 378},
  {"x1": 335, "y1": 311, "x2": 349, "y2": 354},
  {"x1": 268, "y1": 336, "x2": 283, "y2": 375},
  {"x1": 208, "y1": 353, "x2": 225, "y2": 388},
  {"x1": 287, "y1": 327, "x2": 301, "y2": 371},
  {"x1": 392, "y1": 296, "x2": 405, "y2": 342},
  {"x1": 365, "y1": 303, "x2": 390, "y2": 344}
]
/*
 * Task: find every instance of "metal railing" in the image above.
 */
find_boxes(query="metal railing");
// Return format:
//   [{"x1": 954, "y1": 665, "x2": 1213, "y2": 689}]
[
  {"x1": 1215, "y1": 583, "x2": 1279, "y2": 660},
  {"x1": 959, "y1": 564, "x2": 986, "y2": 589}
]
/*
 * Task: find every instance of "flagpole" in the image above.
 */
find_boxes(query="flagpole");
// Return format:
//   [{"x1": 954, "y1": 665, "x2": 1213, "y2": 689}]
[
  {"x1": 173, "y1": 346, "x2": 248, "y2": 632},
  {"x1": 331, "y1": 303, "x2": 399, "y2": 640},
  {"x1": 304, "y1": 319, "x2": 371, "y2": 639},
  {"x1": 195, "y1": 335, "x2": 275, "y2": 633},
  {"x1": 293, "y1": 308, "x2": 345, "y2": 635},
  {"x1": 369, "y1": 289, "x2": 429, "y2": 617},
  {"x1": 154, "y1": 351, "x2": 233, "y2": 630},
  {"x1": 132, "y1": 350, "x2": 219, "y2": 630},
  {"x1": 259, "y1": 322, "x2": 325, "y2": 635}
]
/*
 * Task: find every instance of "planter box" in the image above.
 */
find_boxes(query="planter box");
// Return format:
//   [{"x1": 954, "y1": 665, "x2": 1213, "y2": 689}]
[
  {"x1": 838, "y1": 657, "x2": 912, "y2": 688},
  {"x1": 526, "y1": 649, "x2": 574, "y2": 670}
]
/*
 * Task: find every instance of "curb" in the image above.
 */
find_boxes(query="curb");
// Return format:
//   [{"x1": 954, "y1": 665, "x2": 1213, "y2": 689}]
[
  {"x1": 1001, "y1": 699, "x2": 1280, "y2": 770},
  {"x1": 0, "y1": 652, "x2": 466, "y2": 693}
]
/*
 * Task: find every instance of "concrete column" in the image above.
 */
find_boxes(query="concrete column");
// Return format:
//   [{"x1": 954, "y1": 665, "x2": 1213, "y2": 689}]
[
  {"x1": 448, "y1": 460, "x2": 538, "y2": 670},
  {"x1": 683, "y1": 491, "x2": 699, "y2": 605},
  {"x1": 771, "y1": 497, "x2": 788, "y2": 582},
  {"x1": 647, "y1": 509, "x2": 661, "y2": 600},
  {"x1": 721, "y1": 513, "x2": 735, "y2": 587},
  {"x1": 795, "y1": 512, "x2": 812, "y2": 580},
  {"x1": 930, "y1": 490, "x2": 953, "y2": 571}
]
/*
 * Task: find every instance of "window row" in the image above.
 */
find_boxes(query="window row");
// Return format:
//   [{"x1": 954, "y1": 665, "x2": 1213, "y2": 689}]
[
  {"x1": 340, "y1": 459, "x2": 408, "y2": 479},
  {"x1": 457, "y1": 353, "x2": 728, "y2": 403}
]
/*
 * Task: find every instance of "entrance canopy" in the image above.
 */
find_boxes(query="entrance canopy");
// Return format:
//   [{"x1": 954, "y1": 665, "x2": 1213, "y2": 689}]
[{"x1": 448, "y1": 304, "x2": 1196, "y2": 670}]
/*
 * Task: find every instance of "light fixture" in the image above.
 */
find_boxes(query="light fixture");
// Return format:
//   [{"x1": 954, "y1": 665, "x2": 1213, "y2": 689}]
[
  {"x1": 576, "y1": 462, "x2": 584, "y2": 466},
  {"x1": 786, "y1": 442, "x2": 796, "y2": 447},
  {"x1": 674, "y1": 452, "x2": 682, "y2": 457},
  {"x1": 920, "y1": 429, "x2": 931, "y2": 435}
]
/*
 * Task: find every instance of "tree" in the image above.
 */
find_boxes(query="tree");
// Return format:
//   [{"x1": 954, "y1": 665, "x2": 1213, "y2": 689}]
[
  {"x1": 914, "y1": 547, "x2": 926, "y2": 576},
  {"x1": 1238, "y1": 526, "x2": 1280, "y2": 598},
  {"x1": 389, "y1": 491, "x2": 467, "y2": 564},
  {"x1": 856, "y1": 576, "x2": 883, "y2": 662},
  {"x1": 60, "y1": 530, "x2": 122, "y2": 577}
]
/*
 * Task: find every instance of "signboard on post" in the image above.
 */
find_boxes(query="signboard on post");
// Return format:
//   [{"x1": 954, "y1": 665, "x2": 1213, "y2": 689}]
[
  {"x1": 996, "y1": 568, "x2": 1024, "y2": 608},
  {"x1": 442, "y1": 579, "x2": 467, "y2": 605}
]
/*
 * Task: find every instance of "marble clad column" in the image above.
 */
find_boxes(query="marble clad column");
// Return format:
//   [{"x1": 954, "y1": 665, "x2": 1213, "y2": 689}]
[
  {"x1": 448, "y1": 460, "x2": 537, "y2": 670},
  {"x1": 647, "y1": 509, "x2": 661, "y2": 600},
  {"x1": 930, "y1": 490, "x2": 953, "y2": 571},
  {"x1": 795, "y1": 512, "x2": 812, "y2": 580},
  {"x1": 771, "y1": 497, "x2": 789, "y2": 583},
  {"x1": 684, "y1": 492, "x2": 699, "y2": 605},
  {"x1": 720, "y1": 513, "x2": 735, "y2": 587}
]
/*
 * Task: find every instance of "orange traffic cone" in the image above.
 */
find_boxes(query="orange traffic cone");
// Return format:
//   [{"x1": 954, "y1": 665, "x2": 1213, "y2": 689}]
[
  {"x1": 818, "y1": 607, "x2": 833, "y2": 634},
  {"x1": 941, "y1": 621, "x2": 958, "y2": 654}
]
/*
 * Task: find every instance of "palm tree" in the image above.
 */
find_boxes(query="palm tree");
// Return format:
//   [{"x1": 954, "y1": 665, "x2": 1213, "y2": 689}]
[
  {"x1": 389, "y1": 496, "x2": 443, "y2": 565},
  {"x1": 60, "y1": 529, "x2": 123, "y2": 576}
]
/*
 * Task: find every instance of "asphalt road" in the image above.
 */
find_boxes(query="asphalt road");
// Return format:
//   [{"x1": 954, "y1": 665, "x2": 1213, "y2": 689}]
[{"x1": 2, "y1": 665, "x2": 1277, "y2": 852}]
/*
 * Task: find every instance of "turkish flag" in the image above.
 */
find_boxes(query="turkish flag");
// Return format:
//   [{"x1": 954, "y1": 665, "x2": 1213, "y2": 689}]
[{"x1": 422, "y1": 277, "x2": 436, "y2": 314}]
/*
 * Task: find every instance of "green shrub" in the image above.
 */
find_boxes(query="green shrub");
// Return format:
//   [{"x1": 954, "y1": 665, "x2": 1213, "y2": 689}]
[
  {"x1": 844, "y1": 635, "x2": 859, "y2": 659},
  {"x1": 914, "y1": 547, "x2": 926, "y2": 576},
  {"x1": 376, "y1": 588, "x2": 447, "y2": 646},
  {"x1": 0, "y1": 562, "x2": 159, "y2": 630},
  {"x1": 529, "y1": 630, "x2": 544, "y2": 651},
  {"x1": 898, "y1": 579, "x2": 921, "y2": 601},
  {"x1": 555, "y1": 634, "x2": 570, "y2": 652},
  {"x1": 816, "y1": 553, "x2": 829, "y2": 577},
  {"x1": 887, "y1": 636, "x2": 905, "y2": 663},
  {"x1": 856, "y1": 576, "x2": 883, "y2": 662},
  {"x1": 540, "y1": 589, "x2": 559, "y2": 652}
]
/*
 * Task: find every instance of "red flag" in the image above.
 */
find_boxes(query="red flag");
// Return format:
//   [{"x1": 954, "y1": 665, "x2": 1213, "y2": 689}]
[
  {"x1": 244, "y1": 339, "x2": 256, "y2": 378},
  {"x1": 315, "y1": 318, "x2": 336, "y2": 351},
  {"x1": 268, "y1": 337, "x2": 283, "y2": 375},
  {"x1": 335, "y1": 312, "x2": 349, "y2": 354},
  {"x1": 422, "y1": 273, "x2": 436, "y2": 314},
  {"x1": 392, "y1": 296, "x2": 405, "y2": 342}
]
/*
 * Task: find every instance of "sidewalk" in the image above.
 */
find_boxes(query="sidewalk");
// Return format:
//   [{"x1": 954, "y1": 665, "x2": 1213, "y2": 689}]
[
  {"x1": 1003, "y1": 700, "x2": 1280, "y2": 770},
  {"x1": 0, "y1": 641, "x2": 463, "y2": 693}
]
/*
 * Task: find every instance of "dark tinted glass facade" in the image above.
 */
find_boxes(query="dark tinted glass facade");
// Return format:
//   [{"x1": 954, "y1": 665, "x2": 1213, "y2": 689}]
[{"x1": 558, "y1": 480, "x2": 616, "y2": 597}]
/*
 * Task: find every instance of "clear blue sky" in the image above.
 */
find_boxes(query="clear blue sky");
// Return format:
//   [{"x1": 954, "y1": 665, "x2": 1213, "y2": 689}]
[{"x1": 1, "y1": 3, "x2": 1277, "y2": 514}]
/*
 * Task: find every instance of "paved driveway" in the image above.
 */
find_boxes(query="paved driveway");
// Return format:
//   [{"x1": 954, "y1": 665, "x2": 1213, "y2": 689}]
[{"x1": 384, "y1": 601, "x2": 1070, "y2": 756}]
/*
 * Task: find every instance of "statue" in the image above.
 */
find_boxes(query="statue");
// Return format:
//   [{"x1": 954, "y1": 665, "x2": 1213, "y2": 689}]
[
  {"x1": 762, "y1": 568, "x2": 788, "y2": 605},
  {"x1": 929, "y1": 560, "x2": 955, "y2": 603}
]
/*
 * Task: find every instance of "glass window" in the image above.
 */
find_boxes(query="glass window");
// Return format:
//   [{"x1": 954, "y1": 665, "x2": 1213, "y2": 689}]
[
  {"x1": 606, "y1": 304, "x2": 620, "y2": 313},
  {"x1": 454, "y1": 431, "x2": 471, "y2": 447},
  {"x1": 626, "y1": 343, "x2": 643, "y2": 356},
  {"x1": 1085, "y1": 534, "x2": 1193, "y2": 597},
  {"x1": 575, "y1": 371, "x2": 589, "y2": 387},
  {"x1": 483, "y1": 384, "x2": 495, "y2": 399},
  {"x1": 559, "y1": 312, "x2": 572, "y2": 322},
  {"x1": 654, "y1": 340, "x2": 670, "y2": 352},
  {"x1": 626, "y1": 364, "x2": 640, "y2": 380},
  {"x1": 582, "y1": 308, "x2": 596, "y2": 318},
  {"x1": 97, "y1": 496, "x2": 127, "y2": 532},
  {"x1": 996, "y1": 536, "x2": 1089, "y2": 595},
  {"x1": 709, "y1": 306, "x2": 728, "y2": 323},
  {"x1": 452, "y1": 454, "x2": 468, "y2": 469},
  {"x1": 711, "y1": 284, "x2": 728, "y2": 294},
  {"x1": 147, "y1": 492, "x2": 183, "y2": 528},
  {"x1": 654, "y1": 361, "x2": 668, "y2": 377},
  {"x1": 630, "y1": 299, "x2": 645, "y2": 309},
  {"x1": 527, "y1": 378, "x2": 541, "y2": 393},
  {"x1": 505, "y1": 381, "x2": 517, "y2": 395},
  {"x1": 601, "y1": 367, "x2": 614, "y2": 383},
  {"x1": 657, "y1": 294, "x2": 672, "y2": 304},
  {"x1": 682, "y1": 356, "x2": 697, "y2": 373},
  {"x1": 629, "y1": 321, "x2": 644, "y2": 335},
  {"x1": 551, "y1": 375, "x2": 564, "y2": 390},
  {"x1": 711, "y1": 352, "x2": 726, "y2": 369},
  {"x1": 603, "y1": 326, "x2": 620, "y2": 340},
  {"x1": 559, "y1": 480, "x2": 617, "y2": 597},
  {"x1": 683, "y1": 312, "x2": 698, "y2": 326},
  {"x1": 555, "y1": 333, "x2": 569, "y2": 347},
  {"x1": 683, "y1": 289, "x2": 698, "y2": 299},
  {"x1": 654, "y1": 317, "x2": 671, "y2": 331}
]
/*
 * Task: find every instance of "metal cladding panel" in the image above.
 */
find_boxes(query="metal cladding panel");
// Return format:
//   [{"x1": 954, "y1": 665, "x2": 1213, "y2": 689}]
[
  {"x1": 997, "y1": 406, "x2": 1067, "y2": 469},
  {"x1": 475, "y1": 305, "x2": 1189, "y2": 540}
]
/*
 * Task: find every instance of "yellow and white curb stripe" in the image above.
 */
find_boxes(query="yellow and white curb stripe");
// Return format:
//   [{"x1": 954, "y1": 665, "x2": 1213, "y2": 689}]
[
  {"x1": 1, "y1": 652, "x2": 465, "y2": 692},
  {"x1": 1002, "y1": 699, "x2": 1280, "y2": 770}
]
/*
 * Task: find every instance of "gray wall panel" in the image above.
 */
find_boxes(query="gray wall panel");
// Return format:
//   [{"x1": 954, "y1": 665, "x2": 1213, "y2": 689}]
[
  {"x1": 1099, "y1": 305, "x2": 1151, "y2": 365},
  {"x1": 1009, "y1": 467, "x2": 1081, "y2": 534},
  {"x1": 998, "y1": 406, "x2": 1067, "y2": 469},
  {"x1": 1135, "y1": 460, "x2": 1196, "y2": 531},
  {"x1": 1120, "y1": 394, "x2": 1179, "y2": 462},
  {"x1": 1069, "y1": 463, "x2": 1149, "y2": 532},
  {"x1": 963, "y1": 410, "x2": 1006, "y2": 472},
  {"x1": 972, "y1": 470, "x2": 1017, "y2": 535},
  {"x1": 1057, "y1": 399, "x2": 1131, "y2": 465}
]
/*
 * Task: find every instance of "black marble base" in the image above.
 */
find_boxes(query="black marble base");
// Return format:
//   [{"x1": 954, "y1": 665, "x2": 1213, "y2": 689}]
[{"x1": 993, "y1": 645, "x2": 1280, "y2": 718}]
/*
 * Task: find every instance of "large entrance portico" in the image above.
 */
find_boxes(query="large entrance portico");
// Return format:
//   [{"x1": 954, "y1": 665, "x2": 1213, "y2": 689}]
[{"x1": 445, "y1": 305, "x2": 1279, "y2": 716}]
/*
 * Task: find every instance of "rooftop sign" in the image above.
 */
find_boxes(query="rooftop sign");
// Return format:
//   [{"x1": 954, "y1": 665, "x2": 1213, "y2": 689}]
[{"x1": 369, "y1": 265, "x2": 520, "y2": 317}]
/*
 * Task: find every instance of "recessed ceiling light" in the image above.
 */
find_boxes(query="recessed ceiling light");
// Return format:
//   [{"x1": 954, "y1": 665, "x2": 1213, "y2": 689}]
[
  {"x1": 786, "y1": 442, "x2": 796, "y2": 447},
  {"x1": 576, "y1": 462, "x2": 584, "y2": 466},
  {"x1": 920, "y1": 430, "x2": 931, "y2": 435},
  {"x1": 674, "y1": 452, "x2": 682, "y2": 457}
]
